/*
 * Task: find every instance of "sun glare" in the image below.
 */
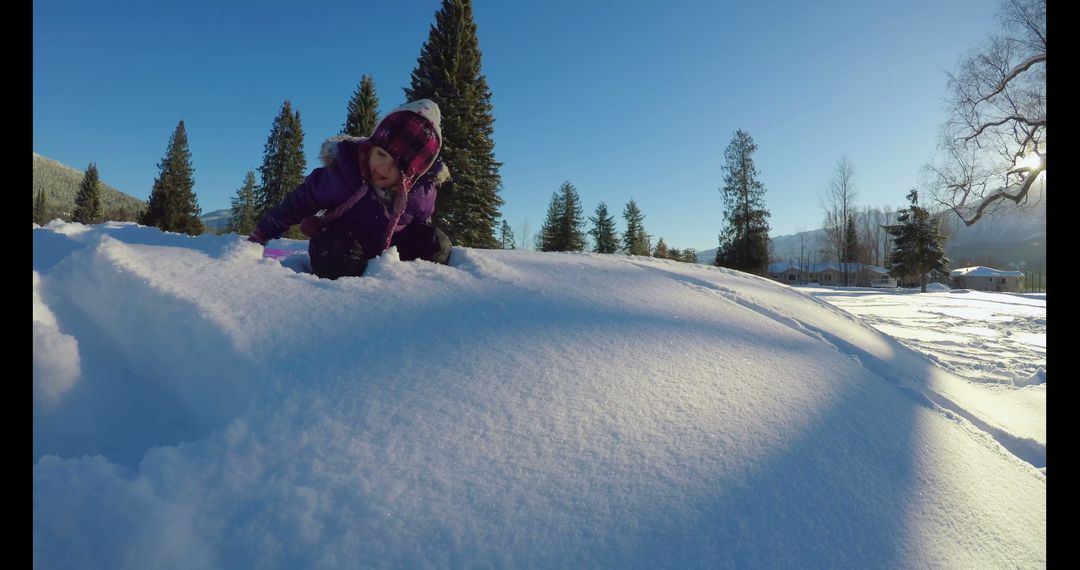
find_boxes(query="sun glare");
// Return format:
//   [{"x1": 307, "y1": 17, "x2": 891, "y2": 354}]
[{"x1": 1014, "y1": 152, "x2": 1044, "y2": 171}]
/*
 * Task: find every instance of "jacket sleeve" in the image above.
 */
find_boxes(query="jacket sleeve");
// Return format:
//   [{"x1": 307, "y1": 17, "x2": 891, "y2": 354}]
[
  {"x1": 408, "y1": 159, "x2": 448, "y2": 225},
  {"x1": 411, "y1": 184, "x2": 437, "y2": 225},
  {"x1": 253, "y1": 167, "x2": 341, "y2": 241}
]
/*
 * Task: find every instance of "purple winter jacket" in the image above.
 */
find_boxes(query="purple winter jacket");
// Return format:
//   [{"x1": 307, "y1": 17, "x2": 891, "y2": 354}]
[{"x1": 254, "y1": 138, "x2": 446, "y2": 258}]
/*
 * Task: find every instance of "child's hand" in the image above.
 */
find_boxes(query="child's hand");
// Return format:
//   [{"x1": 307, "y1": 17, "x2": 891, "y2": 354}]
[{"x1": 247, "y1": 228, "x2": 268, "y2": 245}]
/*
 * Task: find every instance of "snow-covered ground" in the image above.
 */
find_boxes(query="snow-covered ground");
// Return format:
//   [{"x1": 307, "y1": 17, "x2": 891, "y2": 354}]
[
  {"x1": 800, "y1": 285, "x2": 1046, "y2": 468},
  {"x1": 33, "y1": 221, "x2": 1045, "y2": 569}
]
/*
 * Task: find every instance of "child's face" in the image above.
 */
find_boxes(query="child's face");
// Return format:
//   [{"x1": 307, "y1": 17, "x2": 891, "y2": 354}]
[{"x1": 369, "y1": 145, "x2": 402, "y2": 189}]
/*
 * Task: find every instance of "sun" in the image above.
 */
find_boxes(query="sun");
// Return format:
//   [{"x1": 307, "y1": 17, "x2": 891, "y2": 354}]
[{"x1": 1014, "y1": 151, "x2": 1044, "y2": 172}]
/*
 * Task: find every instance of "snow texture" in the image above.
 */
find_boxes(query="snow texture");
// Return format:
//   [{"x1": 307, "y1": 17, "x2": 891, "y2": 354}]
[{"x1": 33, "y1": 221, "x2": 1045, "y2": 569}]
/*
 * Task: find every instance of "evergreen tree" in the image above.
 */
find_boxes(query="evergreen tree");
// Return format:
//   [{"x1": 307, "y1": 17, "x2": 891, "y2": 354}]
[
  {"x1": 34, "y1": 188, "x2": 49, "y2": 225},
  {"x1": 405, "y1": 0, "x2": 503, "y2": 248},
  {"x1": 539, "y1": 192, "x2": 563, "y2": 252},
  {"x1": 140, "y1": 121, "x2": 203, "y2": 235},
  {"x1": 226, "y1": 170, "x2": 259, "y2": 235},
  {"x1": 680, "y1": 248, "x2": 698, "y2": 263},
  {"x1": 539, "y1": 181, "x2": 586, "y2": 252},
  {"x1": 255, "y1": 101, "x2": 307, "y2": 238},
  {"x1": 72, "y1": 162, "x2": 105, "y2": 224},
  {"x1": 343, "y1": 74, "x2": 380, "y2": 137},
  {"x1": 498, "y1": 219, "x2": 515, "y2": 249},
  {"x1": 653, "y1": 237, "x2": 670, "y2": 259},
  {"x1": 622, "y1": 199, "x2": 651, "y2": 256},
  {"x1": 715, "y1": 130, "x2": 770, "y2": 274},
  {"x1": 844, "y1": 213, "x2": 859, "y2": 264},
  {"x1": 588, "y1": 202, "x2": 619, "y2": 254},
  {"x1": 558, "y1": 181, "x2": 586, "y2": 252},
  {"x1": 886, "y1": 189, "x2": 949, "y2": 292}
]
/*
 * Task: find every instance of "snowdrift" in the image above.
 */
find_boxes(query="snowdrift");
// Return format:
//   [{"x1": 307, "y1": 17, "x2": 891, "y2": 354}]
[{"x1": 33, "y1": 222, "x2": 1045, "y2": 568}]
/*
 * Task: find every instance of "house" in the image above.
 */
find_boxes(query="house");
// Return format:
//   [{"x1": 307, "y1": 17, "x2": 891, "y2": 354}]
[
  {"x1": 862, "y1": 265, "x2": 896, "y2": 288},
  {"x1": 768, "y1": 261, "x2": 802, "y2": 285},
  {"x1": 767, "y1": 261, "x2": 815, "y2": 284},
  {"x1": 767, "y1": 262, "x2": 893, "y2": 287},
  {"x1": 815, "y1": 263, "x2": 846, "y2": 286},
  {"x1": 950, "y1": 266, "x2": 1024, "y2": 292}
]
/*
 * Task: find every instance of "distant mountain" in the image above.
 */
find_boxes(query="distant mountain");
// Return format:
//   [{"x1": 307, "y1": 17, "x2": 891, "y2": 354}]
[
  {"x1": 695, "y1": 247, "x2": 717, "y2": 265},
  {"x1": 768, "y1": 229, "x2": 829, "y2": 264},
  {"x1": 33, "y1": 153, "x2": 147, "y2": 222},
  {"x1": 699, "y1": 229, "x2": 829, "y2": 266},
  {"x1": 200, "y1": 209, "x2": 234, "y2": 234},
  {"x1": 937, "y1": 186, "x2": 1046, "y2": 269}
]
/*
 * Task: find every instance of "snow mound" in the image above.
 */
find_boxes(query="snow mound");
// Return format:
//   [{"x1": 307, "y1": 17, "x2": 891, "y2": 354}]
[{"x1": 32, "y1": 222, "x2": 1046, "y2": 569}]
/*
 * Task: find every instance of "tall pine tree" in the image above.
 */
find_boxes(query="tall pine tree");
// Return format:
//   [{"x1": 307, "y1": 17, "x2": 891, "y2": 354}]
[
  {"x1": 498, "y1": 219, "x2": 515, "y2": 249},
  {"x1": 886, "y1": 189, "x2": 949, "y2": 292},
  {"x1": 73, "y1": 162, "x2": 104, "y2": 224},
  {"x1": 540, "y1": 193, "x2": 563, "y2": 252},
  {"x1": 226, "y1": 170, "x2": 259, "y2": 235},
  {"x1": 557, "y1": 181, "x2": 586, "y2": 252},
  {"x1": 715, "y1": 130, "x2": 770, "y2": 274},
  {"x1": 34, "y1": 188, "x2": 49, "y2": 225},
  {"x1": 343, "y1": 74, "x2": 380, "y2": 137},
  {"x1": 256, "y1": 101, "x2": 307, "y2": 238},
  {"x1": 588, "y1": 202, "x2": 619, "y2": 254},
  {"x1": 539, "y1": 181, "x2": 586, "y2": 252},
  {"x1": 622, "y1": 199, "x2": 651, "y2": 256},
  {"x1": 141, "y1": 121, "x2": 204, "y2": 235},
  {"x1": 404, "y1": 0, "x2": 503, "y2": 248}
]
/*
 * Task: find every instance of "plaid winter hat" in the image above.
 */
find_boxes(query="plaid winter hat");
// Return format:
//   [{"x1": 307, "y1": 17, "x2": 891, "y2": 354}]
[{"x1": 360, "y1": 99, "x2": 442, "y2": 194}]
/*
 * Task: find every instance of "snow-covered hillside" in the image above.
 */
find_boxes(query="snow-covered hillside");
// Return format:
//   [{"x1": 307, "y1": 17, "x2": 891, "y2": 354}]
[{"x1": 33, "y1": 221, "x2": 1045, "y2": 568}]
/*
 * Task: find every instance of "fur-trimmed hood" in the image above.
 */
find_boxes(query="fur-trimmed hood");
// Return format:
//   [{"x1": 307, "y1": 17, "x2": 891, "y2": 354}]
[{"x1": 318, "y1": 135, "x2": 451, "y2": 187}]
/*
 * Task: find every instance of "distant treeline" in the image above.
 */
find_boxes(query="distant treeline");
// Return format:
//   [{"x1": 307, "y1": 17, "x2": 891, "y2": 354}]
[{"x1": 32, "y1": 153, "x2": 146, "y2": 223}]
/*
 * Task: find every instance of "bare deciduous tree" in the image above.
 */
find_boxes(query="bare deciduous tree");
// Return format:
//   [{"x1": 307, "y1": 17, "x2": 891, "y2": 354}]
[
  {"x1": 796, "y1": 225, "x2": 812, "y2": 284},
  {"x1": 859, "y1": 206, "x2": 883, "y2": 267},
  {"x1": 820, "y1": 156, "x2": 858, "y2": 285},
  {"x1": 928, "y1": 0, "x2": 1045, "y2": 226},
  {"x1": 517, "y1": 218, "x2": 531, "y2": 250}
]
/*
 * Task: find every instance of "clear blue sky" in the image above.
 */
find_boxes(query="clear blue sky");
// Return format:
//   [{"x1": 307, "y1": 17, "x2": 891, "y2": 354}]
[{"x1": 34, "y1": 0, "x2": 1001, "y2": 251}]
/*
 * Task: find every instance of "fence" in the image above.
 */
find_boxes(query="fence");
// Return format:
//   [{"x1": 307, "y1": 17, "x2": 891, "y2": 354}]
[{"x1": 1023, "y1": 270, "x2": 1046, "y2": 293}]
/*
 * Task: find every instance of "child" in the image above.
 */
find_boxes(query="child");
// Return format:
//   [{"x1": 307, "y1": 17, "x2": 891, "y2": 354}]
[{"x1": 248, "y1": 99, "x2": 451, "y2": 279}]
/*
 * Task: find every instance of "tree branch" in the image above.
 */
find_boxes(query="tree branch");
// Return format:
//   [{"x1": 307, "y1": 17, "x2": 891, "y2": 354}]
[
  {"x1": 977, "y1": 53, "x2": 1045, "y2": 104},
  {"x1": 956, "y1": 162, "x2": 1044, "y2": 226},
  {"x1": 961, "y1": 115, "x2": 1045, "y2": 142}
]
